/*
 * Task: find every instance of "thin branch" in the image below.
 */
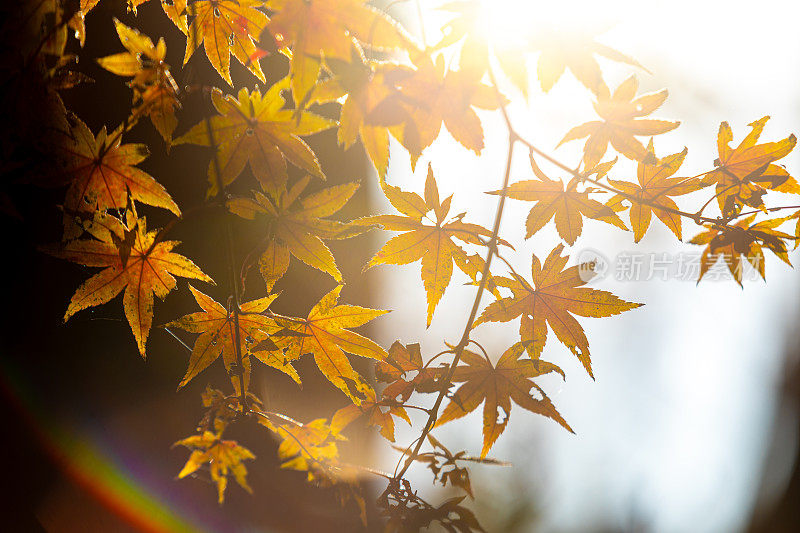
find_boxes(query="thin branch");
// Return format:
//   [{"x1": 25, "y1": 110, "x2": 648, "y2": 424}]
[
  {"x1": 394, "y1": 64, "x2": 515, "y2": 480},
  {"x1": 190, "y1": 14, "x2": 249, "y2": 413}
]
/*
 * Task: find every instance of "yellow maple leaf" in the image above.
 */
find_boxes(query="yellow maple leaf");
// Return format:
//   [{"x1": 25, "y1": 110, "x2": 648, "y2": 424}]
[
  {"x1": 43, "y1": 211, "x2": 213, "y2": 357},
  {"x1": 701, "y1": 116, "x2": 799, "y2": 217},
  {"x1": 58, "y1": 115, "x2": 180, "y2": 239},
  {"x1": 435, "y1": 343, "x2": 571, "y2": 457},
  {"x1": 266, "y1": 0, "x2": 414, "y2": 105},
  {"x1": 97, "y1": 20, "x2": 181, "y2": 144},
  {"x1": 175, "y1": 81, "x2": 334, "y2": 197},
  {"x1": 274, "y1": 285, "x2": 388, "y2": 404},
  {"x1": 531, "y1": 28, "x2": 647, "y2": 94},
  {"x1": 313, "y1": 48, "x2": 414, "y2": 178},
  {"x1": 607, "y1": 141, "x2": 703, "y2": 242},
  {"x1": 392, "y1": 55, "x2": 504, "y2": 164},
  {"x1": 689, "y1": 215, "x2": 794, "y2": 285},
  {"x1": 228, "y1": 177, "x2": 367, "y2": 287},
  {"x1": 184, "y1": 0, "x2": 268, "y2": 85},
  {"x1": 363, "y1": 165, "x2": 502, "y2": 325},
  {"x1": 490, "y1": 153, "x2": 626, "y2": 245},
  {"x1": 475, "y1": 244, "x2": 642, "y2": 378},
  {"x1": 560, "y1": 75, "x2": 679, "y2": 168},
  {"x1": 175, "y1": 430, "x2": 255, "y2": 503},
  {"x1": 166, "y1": 285, "x2": 298, "y2": 389}
]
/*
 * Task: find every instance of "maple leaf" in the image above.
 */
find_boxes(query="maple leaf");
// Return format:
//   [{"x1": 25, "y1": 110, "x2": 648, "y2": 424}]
[
  {"x1": 792, "y1": 209, "x2": 800, "y2": 249},
  {"x1": 97, "y1": 20, "x2": 181, "y2": 145},
  {"x1": 175, "y1": 430, "x2": 255, "y2": 503},
  {"x1": 183, "y1": 0, "x2": 268, "y2": 85},
  {"x1": 606, "y1": 141, "x2": 703, "y2": 242},
  {"x1": 266, "y1": 416, "x2": 346, "y2": 477},
  {"x1": 198, "y1": 385, "x2": 258, "y2": 434},
  {"x1": 376, "y1": 341, "x2": 441, "y2": 401},
  {"x1": 391, "y1": 55, "x2": 505, "y2": 163},
  {"x1": 175, "y1": 81, "x2": 334, "y2": 197},
  {"x1": 434, "y1": 343, "x2": 569, "y2": 457},
  {"x1": 531, "y1": 28, "x2": 647, "y2": 94},
  {"x1": 689, "y1": 215, "x2": 794, "y2": 285},
  {"x1": 165, "y1": 285, "x2": 299, "y2": 389},
  {"x1": 65, "y1": 1, "x2": 102, "y2": 49},
  {"x1": 490, "y1": 154, "x2": 626, "y2": 245},
  {"x1": 331, "y1": 387, "x2": 410, "y2": 441},
  {"x1": 560, "y1": 75, "x2": 679, "y2": 168},
  {"x1": 433, "y1": 2, "x2": 491, "y2": 77},
  {"x1": 43, "y1": 211, "x2": 213, "y2": 357},
  {"x1": 700, "y1": 117, "x2": 799, "y2": 217},
  {"x1": 266, "y1": 0, "x2": 414, "y2": 105},
  {"x1": 363, "y1": 165, "x2": 502, "y2": 325},
  {"x1": 274, "y1": 286, "x2": 389, "y2": 404},
  {"x1": 127, "y1": 1, "x2": 189, "y2": 34},
  {"x1": 382, "y1": 494, "x2": 485, "y2": 533},
  {"x1": 228, "y1": 177, "x2": 367, "y2": 287},
  {"x1": 123, "y1": 0, "x2": 188, "y2": 33},
  {"x1": 397, "y1": 434, "x2": 507, "y2": 499},
  {"x1": 58, "y1": 115, "x2": 180, "y2": 239},
  {"x1": 475, "y1": 244, "x2": 642, "y2": 377},
  {"x1": 313, "y1": 48, "x2": 414, "y2": 178}
]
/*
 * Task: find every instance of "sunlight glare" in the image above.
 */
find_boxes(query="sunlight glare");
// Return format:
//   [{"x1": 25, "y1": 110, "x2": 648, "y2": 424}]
[{"x1": 478, "y1": 0, "x2": 618, "y2": 49}]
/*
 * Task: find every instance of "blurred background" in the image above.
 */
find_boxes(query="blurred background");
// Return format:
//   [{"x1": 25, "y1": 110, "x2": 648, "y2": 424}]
[
  {"x1": 1, "y1": 0, "x2": 799, "y2": 531},
  {"x1": 374, "y1": 1, "x2": 800, "y2": 532}
]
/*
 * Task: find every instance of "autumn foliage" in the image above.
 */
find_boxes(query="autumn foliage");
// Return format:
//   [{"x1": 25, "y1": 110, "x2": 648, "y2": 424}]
[{"x1": 13, "y1": 0, "x2": 800, "y2": 530}]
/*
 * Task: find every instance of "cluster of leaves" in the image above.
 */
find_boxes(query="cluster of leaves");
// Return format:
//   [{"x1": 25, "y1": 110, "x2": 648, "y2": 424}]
[{"x1": 18, "y1": 0, "x2": 800, "y2": 530}]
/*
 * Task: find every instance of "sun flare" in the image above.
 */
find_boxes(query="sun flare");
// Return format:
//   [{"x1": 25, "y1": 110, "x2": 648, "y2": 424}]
[{"x1": 477, "y1": 0, "x2": 616, "y2": 49}]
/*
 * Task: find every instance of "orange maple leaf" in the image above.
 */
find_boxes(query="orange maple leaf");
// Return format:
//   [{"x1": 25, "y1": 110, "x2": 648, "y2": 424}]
[
  {"x1": 58, "y1": 115, "x2": 180, "y2": 239},
  {"x1": 701, "y1": 116, "x2": 799, "y2": 217},
  {"x1": 392, "y1": 55, "x2": 504, "y2": 163},
  {"x1": 689, "y1": 215, "x2": 794, "y2": 285},
  {"x1": 434, "y1": 343, "x2": 571, "y2": 457},
  {"x1": 376, "y1": 341, "x2": 441, "y2": 401},
  {"x1": 560, "y1": 75, "x2": 679, "y2": 168},
  {"x1": 184, "y1": 0, "x2": 268, "y2": 85},
  {"x1": 331, "y1": 387, "x2": 410, "y2": 441},
  {"x1": 274, "y1": 286, "x2": 389, "y2": 404},
  {"x1": 166, "y1": 285, "x2": 299, "y2": 389},
  {"x1": 175, "y1": 81, "x2": 334, "y2": 197},
  {"x1": 607, "y1": 141, "x2": 703, "y2": 242},
  {"x1": 475, "y1": 244, "x2": 642, "y2": 377},
  {"x1": 490, "y1": 154, "x2": 626, "y2": 245},
  {"x1": 43, "y1": 211, "x2": 213, "y2": 357},
  {"x1": 313, "y1": 48, "x2": 414, "y2": 178}
]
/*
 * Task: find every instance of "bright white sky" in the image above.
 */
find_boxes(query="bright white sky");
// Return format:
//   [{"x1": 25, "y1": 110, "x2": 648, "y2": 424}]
[{"x1": 370, "y1": 1, "x2": 800, "y2": 531}]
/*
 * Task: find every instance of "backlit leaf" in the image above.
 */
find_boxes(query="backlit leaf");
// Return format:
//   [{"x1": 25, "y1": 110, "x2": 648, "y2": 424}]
[
  {"x1": 475, "y1": 244, "x2": 642, "y2": 377},
  {"x1": 435, "y1": 343, "x2": 570, "y2": 457},
  {"x1": 560, "y1": 76, "x2": 679, "y2": 168},
  {"x1": 43, "y1": 211, "x2": 212, "y2": 357}
]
